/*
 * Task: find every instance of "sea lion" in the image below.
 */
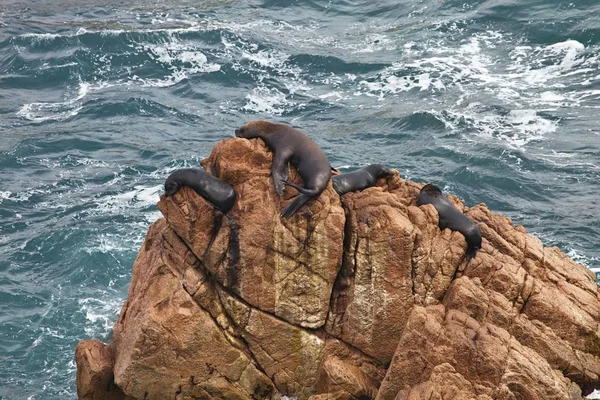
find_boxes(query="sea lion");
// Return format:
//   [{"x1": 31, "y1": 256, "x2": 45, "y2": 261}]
[
  {"x1": 417, "y1": 183, "x2": 482, "y2": 260},
  {"x1": 164, "y1": 168, "x2": 236, "y2": 214},
  {"x1": 234, "y1": 120, "x2": 331, "y2": 218},
  {"x1": 332, "y1": 164, "x2": 394, "y2": 196}
]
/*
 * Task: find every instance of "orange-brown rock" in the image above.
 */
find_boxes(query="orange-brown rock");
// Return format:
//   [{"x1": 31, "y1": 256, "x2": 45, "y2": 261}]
[
  {"x1": 376, "y1": 305, "x2": 582, "y2": 400},
  {"x1": 392, "y1": 363, "x2": 492, "y2": 400},
  {"x1": 326, "y1": 174, "x2": 468, "y2": 364},
  {"x1": 110, "y1": 219, "x2": 274, "y2": 400},
  {"x1": 75, "y1": 138, "x2": 600, "y2": 399},
  {"x1": 160, "y1": 138, "x2": 345, "y2": 329},
  {"x1": 75, "y1": 339, "x2": 127, "y2": 400}
]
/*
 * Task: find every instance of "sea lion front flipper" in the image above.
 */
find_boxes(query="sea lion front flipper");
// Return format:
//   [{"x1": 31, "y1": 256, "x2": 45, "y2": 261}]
[{"x1": 271, "y1": 152, "x2": 289, "y2": 196}]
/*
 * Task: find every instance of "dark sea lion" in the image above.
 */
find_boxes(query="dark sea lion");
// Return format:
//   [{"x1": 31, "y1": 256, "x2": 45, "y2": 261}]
[
  {"x1": 417, "y1": 183, "x2": 482, "y2": 260},
  {"x1": 332, "y1": 164, "x2": 394, "y2": 196},
  {"x1": 164, "y1": 168, "x2": 236, "y2": 214},
  {"x1": 234, "y1": 120, "x2": 331, "y2": 218}
]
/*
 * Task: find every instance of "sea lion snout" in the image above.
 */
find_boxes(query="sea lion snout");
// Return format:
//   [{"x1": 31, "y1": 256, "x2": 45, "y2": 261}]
[
  {"x1": 234, "y1": 126, "x2": 247, "y2": 138},
  {"x1": 378, "y1": 165, "x2": 393, "y2": 178}
]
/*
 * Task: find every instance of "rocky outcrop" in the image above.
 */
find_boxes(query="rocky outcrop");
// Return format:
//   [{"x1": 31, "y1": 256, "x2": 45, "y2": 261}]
[
  {"x1": 376, "y1": 305, "x2": 582, "y2": 399},
  {"x1": 161, "y1": 138, "x2": 345, "y2": 329},
  {"x1": 76, "y1": 138, "x2": 600, "y2": 399},
  {"x1": 76, "y1": 340, "x2": 128, "y2": 400}
]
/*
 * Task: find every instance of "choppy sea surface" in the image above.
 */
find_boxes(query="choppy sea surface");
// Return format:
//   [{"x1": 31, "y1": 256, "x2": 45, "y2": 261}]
[{"x1": 0, "y1": 0, "x2": 599, "y2": 398}]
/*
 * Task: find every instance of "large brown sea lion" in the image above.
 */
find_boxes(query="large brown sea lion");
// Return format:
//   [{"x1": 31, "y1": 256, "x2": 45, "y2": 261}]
[{"x1": 234, "y1": 120, "x2": 331, "y2": 218}]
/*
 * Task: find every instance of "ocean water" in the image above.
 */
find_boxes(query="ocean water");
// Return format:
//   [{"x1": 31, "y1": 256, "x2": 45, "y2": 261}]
[{"x1": 0, "y1": 0, "x2": 599, "y2": 398}]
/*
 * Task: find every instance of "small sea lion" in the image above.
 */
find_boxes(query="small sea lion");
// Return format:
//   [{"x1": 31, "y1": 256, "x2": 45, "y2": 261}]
[
  {"x1": 234, "y1": 120, "x2": 331, "y2": 218},
  {"x1": 164, "y1": 168, "x2": 236, "y2": 214},
  {"x1": 332, "y1": 164, "x2": 394, "y2": 196},
  {"x1": 417, "y1": 183, "x2": 482, "y2": 260}
]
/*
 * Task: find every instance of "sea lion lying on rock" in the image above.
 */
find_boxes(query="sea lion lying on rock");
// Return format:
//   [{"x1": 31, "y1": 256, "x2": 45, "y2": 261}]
[
  {"x1": 164, "y1": 168, "x2": 236, "y2": 214},
  {"x1": 332, "y1": 164, "x2": 394, "y2": 196},
  {"x1": 417, "y1": 183, "x2": 482, "y2": 260},
  {"x1": 235, "y1": 120, "x2": 331, "y2": 218}
]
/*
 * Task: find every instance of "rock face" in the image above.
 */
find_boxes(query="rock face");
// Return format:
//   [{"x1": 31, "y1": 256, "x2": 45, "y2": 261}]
[
  {"x1": 162, "y1": 138, "x2": 345, "y2": 329},
  {"x1": 76, "y1": 138, "x2": 600, "y2": 399}
]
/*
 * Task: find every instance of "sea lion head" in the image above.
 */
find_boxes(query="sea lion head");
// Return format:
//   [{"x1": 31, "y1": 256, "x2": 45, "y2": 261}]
[
  {"x1": 421, "y1": 183, "x2": 443, "y2": 196},
  {"x1": 370, "y1": 164, "x2": 393, "y2": 179},
  {"x1": 235, "y1": 120, "x2": 278, "y2": 139}
]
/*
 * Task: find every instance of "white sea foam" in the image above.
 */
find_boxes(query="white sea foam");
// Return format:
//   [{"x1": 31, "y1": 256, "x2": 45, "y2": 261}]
[
  {"x1": 132, "y1": 40, "x2": 220, "y2": 87},
  {"x1": 85, "y1": 233, "x2": 139, "y2": 254},
  {"x1": 17, "y1": 102, "x2": 83, "y2": 123},
  {"x1": 242, "y1": 48, "x2": 289, "y2": 69},
  {"x1": 243, "y1": 86, "x2": 294, "y2": 115},
  {"x1": 567, "y1": 248, "x2": 599, "y2": 269},
  {"x1": 340, "y1": 33, "x2": 595, "y2": 148},
  {"x1": 39, "y1": 62, "x2": 78, "y2": 70},
  {"x1": 94, "y1": 184, "x2": 163, "y2": 215},
  {"x1": 588, "y1": 390, "x2": 600, "y2": 399},
  {"x1": 19, "y1": 32, "x2": 65, "y2": 40},
  {"x1": 430, "y1": 107, "x2": 557, "y2": 148},
  {"x1": 135, "y1": 185, "x2": 164, "y2": 206},
  {"x1": 318, "y1": 91, "x2": 349, "y2": 102},
  {"x1": 16, "y1": 19, "x2": 203, "y2": 41},
  {"x1": 17, "y1": 24, "x2": 223, "y2": 122},
  {"x1": 360, "y1": 71, "x2": 444, "y2": 98},
  {"x1": 16, "y1": 79, "x2": 96, "y2": 122},
  {"x1": 79, "y1": 296, "x2": 123, "y2": 338},
  {"x1": 3, "y1": 190, "x2": 34, "y2": 202}
]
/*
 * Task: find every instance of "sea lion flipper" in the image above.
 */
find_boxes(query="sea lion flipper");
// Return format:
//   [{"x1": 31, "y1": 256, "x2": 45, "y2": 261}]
[
  {"x1": 271, "y1": 152, "x2": 289, "y2": 196},
  {"x1": 282, "y1": 179, "x2": 314, "y2": 195},
  {"x1": 281, "y1": 193, "x2": 311, "y2": 218}
]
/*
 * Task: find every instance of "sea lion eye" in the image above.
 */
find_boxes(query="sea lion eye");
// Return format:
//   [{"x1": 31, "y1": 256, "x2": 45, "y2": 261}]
[{"x1": 240, "y1": 127, "x2": 245, "y2": 133}]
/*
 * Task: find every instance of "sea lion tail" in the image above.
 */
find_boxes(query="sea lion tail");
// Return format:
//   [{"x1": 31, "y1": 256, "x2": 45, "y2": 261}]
[
  {"x1": 282, "y1": 180, "x2": 314, "y2": 195},
  {"x1": 280, "y1": 193, "x2": 311, "y2": 218}
]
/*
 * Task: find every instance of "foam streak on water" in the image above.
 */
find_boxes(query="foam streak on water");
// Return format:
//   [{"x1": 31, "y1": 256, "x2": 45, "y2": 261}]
[{"x1": 0, "y1": 0, "x2": 599, "y2": 398}]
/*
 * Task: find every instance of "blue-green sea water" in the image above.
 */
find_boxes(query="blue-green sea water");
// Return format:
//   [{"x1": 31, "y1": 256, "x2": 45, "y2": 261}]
[{"x1": 1, "y1": 0, "x2": 599, "y2": 398}]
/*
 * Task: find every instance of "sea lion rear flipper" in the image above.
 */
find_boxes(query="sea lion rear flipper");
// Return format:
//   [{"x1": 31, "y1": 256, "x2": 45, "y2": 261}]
[
  {"x1": 271, "y1": 153, "x2": 289, "y2": 196},
  {"x1": 282, "y1": 180, "x2": 314, "y2": 196},
  {"x1": 280, "y1": 193, "x2": 311, "y2": 218}
]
